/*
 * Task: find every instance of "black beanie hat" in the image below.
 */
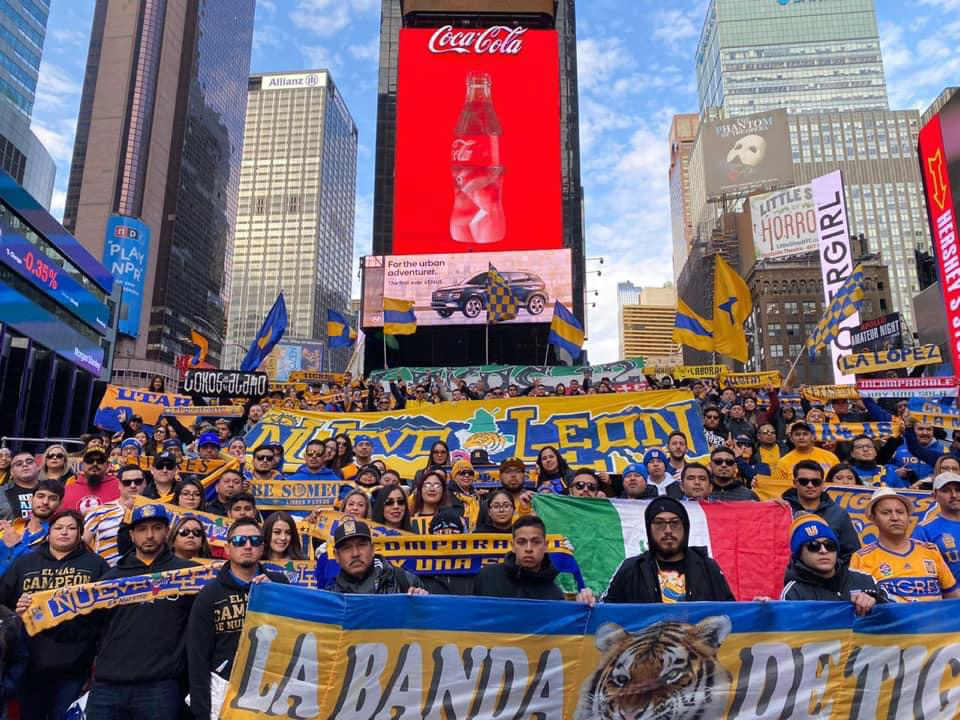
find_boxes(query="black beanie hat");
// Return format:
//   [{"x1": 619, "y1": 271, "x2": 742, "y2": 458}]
[
  {"x1": 429, "y1": 507, "x2": 466, "y2": 534},
  {"x1": 644, "y1": 497, "x2": 690, "y2": 550}
]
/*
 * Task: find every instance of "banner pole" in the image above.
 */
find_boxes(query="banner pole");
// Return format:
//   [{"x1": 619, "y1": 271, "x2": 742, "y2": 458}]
[
  {"x1": 544, "y1": 341, "x2": 550, "y2": 366},
  {"x1": 485, "y1": 323, "x2": 490, "y2": 365},
  {"x1": 383, "y1": 331, "x2": 388, "y2": 370}
]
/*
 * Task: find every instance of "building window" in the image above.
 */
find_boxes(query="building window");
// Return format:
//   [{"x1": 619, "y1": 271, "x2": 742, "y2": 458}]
[
  {"x1": 789, "y1": 344, "x2": 803, "y2": 357},
  {"x1": 767, "y1": 322, "x2": 781, "y2": 336},
  {"x1": 803, "y1": 301, "x2": 817, "y2": 315},
  {"x1": 766, "y1": 302, "x2": 780, "y2": 315},
  {"x1": 784, "y1": 302, "x2": 799, "y2": 316},
  {"x1": 786, "y1": 323, "x2": 800, "y2": 336},
  {"x1": 770, "y1": 344, "x2": 784, "y2": 358}
]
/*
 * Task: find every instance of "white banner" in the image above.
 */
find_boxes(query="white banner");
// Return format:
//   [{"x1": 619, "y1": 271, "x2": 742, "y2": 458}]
[
  {"x1": 856, "y1": 376, "x2": 958, "y2": 399},
  {"x1": 749, "y1": 184, "x2": 818, "y2": 260},
  {"x1": 812, "y1": 170, "x2": 859, "y2": 385}
]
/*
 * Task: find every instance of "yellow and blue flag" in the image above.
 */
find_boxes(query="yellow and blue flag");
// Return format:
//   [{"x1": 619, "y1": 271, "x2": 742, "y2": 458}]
[
  {"x1": 326, "y1": 308, "x2": 356, "y2": 348},
  {"x1": 487, "y1": 264, "x2": 519, "y2": 323},
  {"x1": 713, "y1": 255, "x2": 752, "y2": 363},
  {"x1": 548, "y1": 301, "x2": 584, "y2": 360},
  {"x1": 189, "y1": 330, "x2": 208, "y2": 367},
  {"x1": 672, "y1": 299, "x2": 714, "y2": 353},
  {"x1": 807, "y1": 264, "x2": 864, "y2": 360},
  {"x1": 240, "y1": 293, "x2": 287, "y2": 372},
  {"x1": 383, "y1": 297, "x2": 417, "y2": 336}
]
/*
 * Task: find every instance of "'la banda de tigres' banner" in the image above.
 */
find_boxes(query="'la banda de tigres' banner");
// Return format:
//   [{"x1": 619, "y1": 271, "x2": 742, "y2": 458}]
[
  {"x1": 838, "y1": 344, "x2": 943, "y2": 375},
  {"x1": 221, "y1": 585, "x2": 960, "y2": 720},
  {"x1": 810, "y1": 420, "x2": 901, "y2": 442},
  {"x1": 244, "y1": 390, "x2": 710, "y2": 477}
]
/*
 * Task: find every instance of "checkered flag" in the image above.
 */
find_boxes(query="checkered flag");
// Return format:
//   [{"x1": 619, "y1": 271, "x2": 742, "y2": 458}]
[
  {"x1": 487, "y1": 264, "x2": 519, "y2": 324},
  {"x1": 806, "y1": 264, "x2": 865, "y2": 360}
]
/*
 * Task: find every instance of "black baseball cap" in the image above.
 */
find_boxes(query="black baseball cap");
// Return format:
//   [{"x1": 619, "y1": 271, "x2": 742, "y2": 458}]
[
  {"x1": 333, "y1": 518, "x2": 372, "y2": 548},
  {"x1": 83, "y1": 448, "x2": 107, "y2": 462}
]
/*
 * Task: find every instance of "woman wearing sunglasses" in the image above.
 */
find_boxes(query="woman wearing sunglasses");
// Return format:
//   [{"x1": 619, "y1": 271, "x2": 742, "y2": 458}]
[
  {"x1": 168, "y1": 516, "x2": 211, "y2": 561},
  {"x1": 780, "y1": 514, "x2": 885, "y2": 615},
  {"x1": 372, "y1": 486, "x2": 412, "y2": 532},
  {"x1": 40, "y1": 443, "x2": 75, "y2": 485}
]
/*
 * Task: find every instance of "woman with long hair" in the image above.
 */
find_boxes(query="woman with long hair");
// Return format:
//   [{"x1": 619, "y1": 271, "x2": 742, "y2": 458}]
[
  {"x1": 474, "y1": 489, "x2": 515, "y2": 534},
  {"x1": 411, "y1": 471, "x2": 454, "y2": 533},
  {"x1": 334, "y1": 433, "x2": 354, "y2": 471},
  {"x1": 168, "y1": 516, "x2": 210, "y2": 561},
  {"x1": 0, "y1": 447, "x2": 10, "y2": 486},
  {"x1": 825, "y1": 463, "x2": 858, "y2": 485},
  {"x1": 342, "y1": 490, "x2": 372, "y2": 519},
  {"x1": 173, "y1": 478, "x2": 205, "y2": 512},
  {"x1": 40, "y1": 443, "x2": 75, "y2": 484},
  {"x1": 536, "y1": 445, "x2": 574, "y2": 493},
  {"x1": 414, "y1": 441, "x2": 450, "y2": 485},
  {"x1": 372, "y1": 485, "x2": 412, "y2": 532},
  {"x1": 149, "y1": 375, "x2": 166, "y2": 393},
  {"x1": 263, "y1": 511, "x2": 305, "y2": 562}
]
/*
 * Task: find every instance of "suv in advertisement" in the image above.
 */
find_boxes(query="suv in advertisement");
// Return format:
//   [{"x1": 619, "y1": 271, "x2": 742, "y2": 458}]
[{"x1": 431, "y1": 271, "x2": 548, "y2": 319}]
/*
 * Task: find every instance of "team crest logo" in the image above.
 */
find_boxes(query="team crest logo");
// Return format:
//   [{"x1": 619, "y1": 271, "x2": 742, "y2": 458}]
[
  {"x1": 142, "y1": 505, "x2": 156, "y2": 518},
  {"x1": 804, "y1": 526, "x2": 818, "y2": 537},
  {"x1": 944, "y1": 534, "x2": 956, "y2": 549},
  {"x1": 924, "y1": 559, "x2": 937, "y2": 575},
  {"x1": 878, "y1": 563, "x2": 893, "y2": 577},
  {"x1": 342, "y1": 518, "x2": 357, "y2": 536},
  {"x1": 454, "y1": 409, "x2": 515, "y2": 457}
]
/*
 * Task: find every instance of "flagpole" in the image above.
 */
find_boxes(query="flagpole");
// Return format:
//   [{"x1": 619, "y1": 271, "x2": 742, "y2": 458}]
[
  {"x1": 485, "y1": 323, "x2": 489, "y2": 365},
  {"x1": 383, "y1": 330, "x2": 388, "y2": 370},
  {"x1": 544, "y1": 341, "x2": 550, "y2": 366}
]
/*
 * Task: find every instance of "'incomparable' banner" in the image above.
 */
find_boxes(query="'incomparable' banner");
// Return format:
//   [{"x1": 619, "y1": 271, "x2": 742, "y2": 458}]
[
  {"x1": 221, "y1": 585, "x2": 960, "y2": 719},
  {"x1": 244, "y1": 390, "x2": 709, "y2": 476}
]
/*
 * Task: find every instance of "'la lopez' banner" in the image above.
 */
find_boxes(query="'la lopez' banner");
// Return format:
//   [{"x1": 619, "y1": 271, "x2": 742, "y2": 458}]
[
  {"x1": 244, "y1": 390, "x2": 710, "y2": 476},
  {"x1": 94, "y1": 384, "x2": 192, "y2": 432},
  {"x1": 221, "y1": 585, "x2": 960, "y2": 720},
  {"x1": 838, "y1": 344, "x2": 943, "y2": 375}
]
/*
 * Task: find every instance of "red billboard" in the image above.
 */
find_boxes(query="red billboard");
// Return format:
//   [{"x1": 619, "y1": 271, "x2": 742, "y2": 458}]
[
  {"x1": 393, "y1": 27, "x2": 564, "y2": 254},
  {"x1": 919, "y1": 107, "x2": 960, "y2": 372}
]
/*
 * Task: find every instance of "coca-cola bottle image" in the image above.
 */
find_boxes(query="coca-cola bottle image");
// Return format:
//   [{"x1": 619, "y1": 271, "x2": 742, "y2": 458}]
[{"x1": 450, "y1": 72, "x2": 506, "y2": 245}]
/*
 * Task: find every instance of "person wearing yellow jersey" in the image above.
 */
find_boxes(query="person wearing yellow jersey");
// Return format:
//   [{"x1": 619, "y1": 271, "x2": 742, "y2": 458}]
[
  {"x1": 769, "y1": 422, "x2": 839, "y2": 492},
  {"x1": 851, "y1": 487, "x2": 959, "y2": 603},
  {"x1": 340, "y1": 434, "x2": 374, "y2": 481},
  {"x1": 756, "y1": 424, "x2": 783, "y2": 468}
]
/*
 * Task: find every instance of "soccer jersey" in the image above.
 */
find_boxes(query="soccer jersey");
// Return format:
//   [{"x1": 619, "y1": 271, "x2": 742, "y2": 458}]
[
  {"x1": 84, "y1": 502, "x2": 125, "y2": 566},
  {"x1": 913, "y1": 515, "x2": 960, "y2": 581},
  {"x1": 850, "y1": 540, "x2": 957, "y2": 602},
  {"x1": 772, "y1": 448, "x2": 839, "y2": 487}
]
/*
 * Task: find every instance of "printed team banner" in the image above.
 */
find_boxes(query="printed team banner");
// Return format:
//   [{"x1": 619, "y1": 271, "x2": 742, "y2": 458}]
[
  {"x1": 724, "y1": 370, "x2": 781, "y2": 389},
  {"x1": 222, "y1": 585, "x2": 960, "y2": 720},
  {"x1": 132, "y1": 455, "x2": 229, "y2": 479},
  {"x1": 128, "y1": 496, "x2": 233, "y2": 549},
  {"x1": 838, "y1": 344, "x2": 943, "y2": 375},
  {"x1": 810, "y1": 420, "x2": 902, "y2": 442},
  {"x1": 94, "y1": 384, "x2": 192, "y2": 432},
  {"x1": 249, "y1": 478, "x2": 340, "y2": 512},
  {"x1": 183, "y1": 370, "x2": 269, "y2": 398},
  {"x1": 802, "y1": 384, "x2": 861, "y2": 402},
  {"x1": 749, "y1": 183, "x2": 818, "y2": 260},
  {"x1": 672, "y1": 364, "x2": 727, "y2": 380},
  {"x1": 910, "y1": 408, "x2": 960, "y2": 432},
  {"x1": 287, "y1": 371, "x2": 347, "y2": 385},
  {"x1": 856, "y1": 376, "x2": 958, "y2": 399},
  {"x1": 165, "y1": 404, "x2": 245, "y2": 417},
  {"x1": 244, "y1": 390, "x2": 709, "y2": 477},
  {"x1": 262, "y1": 560, "x2": 319, "y2": 589}
]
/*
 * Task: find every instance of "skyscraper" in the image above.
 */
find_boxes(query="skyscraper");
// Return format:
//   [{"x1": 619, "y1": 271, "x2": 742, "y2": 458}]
[
  {"x1": 226, "y1": 70, "x2": 358, "y2": 370},
  {"x1": 0, "y1": 0, "x2": 54, "y2": 206},
  {"x1": 64, "y1": 0, "x2": 256, "y2": 384},
  {"x1": 617, "y1": 282, "x2": 681, "y2": 364},
  {"x1": 669, "y1": 113, "x2": 699, "y2": 283},
  {"x1": 696, "y1": 0, "x2": 888, "y2": 116}
]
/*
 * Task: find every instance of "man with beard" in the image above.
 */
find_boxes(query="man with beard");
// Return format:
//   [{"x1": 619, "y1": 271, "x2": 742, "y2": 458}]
[
  {"x1": 666, "y1": 432, "x2": 689, "y2": 481},
  {"x1": 326, "y1": 518, "x2": 427, "y2": 595},
  {"x1": 602, "y1": 497, "x2": 734, "y2": 603},
  {"x1": 187, "y1": 519, "x2": 287, "y2": 719},
  {"x1": 708, "y1": 447, "x2": 759, "y2": 501},
  {"x1": 0, "y1": 479, "x2": 63, "y2": 574},
  {"x1": 702, "y1": 407, "x2": 729, "y2": 449},
  {"x1": 62, "y1": 447, "x2": 119, "y2": 515},
  {"x1": 620, "y1": 463, "x2": 658, "y2": 500}
]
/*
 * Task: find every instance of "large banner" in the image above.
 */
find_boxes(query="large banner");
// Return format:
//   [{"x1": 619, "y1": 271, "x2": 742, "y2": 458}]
[
  {"x1": 221, "y1": 585, "x2": 960, "y2": 720},
  {"x1": 104, "y1": 215, "x2": 150, "y2": 338},
  {"x1": 851, "y1": 313, "x2": 906, "y2": 353},
  {"x1": 702, "y1": 109, "x2": 794, "y2": 199},
  {"x1": 838, "y1": 345, "x2": 943, "y2": 375},
  {"x1": 94, "y1": 384, "x2": 192, "y2": 432},
  {"x1": 393, "y1": 28, "x2": 563, "y2": 254},
  {"x1": 749, "y1": 184, "x2": 817, "y2": 260},
  {"x1": 361, "y1": 250, "x2": 573, "y2": 327},
  {"x1": 244, "y1": 390, "x2": 708, "y2": 477}
]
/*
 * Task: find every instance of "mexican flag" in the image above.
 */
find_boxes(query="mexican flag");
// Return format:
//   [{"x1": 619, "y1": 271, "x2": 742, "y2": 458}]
[{"x1": 533, "y1": 494, "x2": 793, "y2": 601}]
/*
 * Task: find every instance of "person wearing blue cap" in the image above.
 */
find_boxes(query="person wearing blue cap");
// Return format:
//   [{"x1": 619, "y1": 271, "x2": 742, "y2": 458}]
[
  {"x1": 781, "y1": 514, "x2": 884, "y2": 614},
  {"x1": 620, "y1": 463, "x2": 658, "y2": 500},
  {"x1": 119, "y1": 437, "x2": 142, "y2": 463},
  {"x1": 196, "y1": 432, "x2": 221, "y2": 461},
  {"x1": 643, "y1": 449, "x2": 682, "y2": 498}
]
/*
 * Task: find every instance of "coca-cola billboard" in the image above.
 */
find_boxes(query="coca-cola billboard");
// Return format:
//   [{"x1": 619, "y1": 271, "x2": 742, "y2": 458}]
[{"x1": 393, "y1": 28, "x2": 564, "y2": 255}]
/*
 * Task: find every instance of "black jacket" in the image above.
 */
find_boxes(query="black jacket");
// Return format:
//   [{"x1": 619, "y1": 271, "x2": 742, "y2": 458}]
[
  {"x1": 0, "y1": 544, "x2": 108, "y2": 675},
  {"x1": 327, "y1": 556, "x2": 423, "y2": 594},
  {"x1": 472, "y1": 552, "x2": 564, "y2": 600},
  {"x1": 781, "y1": 488, "x2": 861, "y2": 563},
  {"x1": 93, "y1": 547, "x2": 198, "y2": 684},
  {"x1": 780, "y1": 558, "x2": 886, "y2": 602},
  {"x1": 602, "y1": 547, "x2": 735, "y2": 604},
  {"x1": 187, "y1": 563, "x2": 288, "y2": 719},
  {"x1": 619, "y1": 485, "x2": 659, "y2": 500},
  {"x1": 473, "y1": 520, "x2": 512, "y2": 534},
  {"x1": 709, "y1": 481, "x2": 759, "y2": 502},
  {"x1": 420, "y1": 573, "x2": 476, "y2": 596}
]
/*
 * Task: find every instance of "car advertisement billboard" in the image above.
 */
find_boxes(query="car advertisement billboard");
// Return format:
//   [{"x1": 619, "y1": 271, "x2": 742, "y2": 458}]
[
  {"x1": 362, "y1": 249, "x2": 572, "y2": 327},
  {"x1": 748, "y1": 184, "x2": 818, "y2": 260},
  {"x1": 392, "y1": 27, "x2": 563, "y2": 255},
  {"x1": 702, "y1": 109, "x2": 794, "y2": 200},
  {"x1": 104, "y1": 215, "x2": 150, "y2": 338}
]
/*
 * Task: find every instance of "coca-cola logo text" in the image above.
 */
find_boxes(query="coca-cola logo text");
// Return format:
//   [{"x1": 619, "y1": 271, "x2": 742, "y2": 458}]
[
  {"x1": 451, "y1": 139, "x2": 476, "y2": 162},
  {"x1": 428, "y1": 26, "x2": 527, "y2": 56}
]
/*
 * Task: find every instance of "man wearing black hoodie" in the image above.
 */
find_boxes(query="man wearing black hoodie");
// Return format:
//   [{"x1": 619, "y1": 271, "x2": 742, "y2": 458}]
[
  {"x1": 472, "y1": 516, "x2": 566, "y2": 600},
  {"x1": 603, "y1": 497, "x2": 735, "y2": 603},
  {"x1": 187, "y1": 519, "x2": 287, "y2": 719},
  {"x1": 781, "y1": 460, "x2": 860, "y2": 564},
  {"x1": 86, "y1": 503, "x2": 198, "y2": 719}
]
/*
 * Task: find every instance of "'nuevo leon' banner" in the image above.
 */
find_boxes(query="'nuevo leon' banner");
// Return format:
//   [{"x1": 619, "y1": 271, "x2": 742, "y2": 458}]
[
  {"x1": 221, "y1": 584, "x2": 960, "y2": 719},
  {"x1": 244, "y1": 390, "x2": 709, "y2": 477}
]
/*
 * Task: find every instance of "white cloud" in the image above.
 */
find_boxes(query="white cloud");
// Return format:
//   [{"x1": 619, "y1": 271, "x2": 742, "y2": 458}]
[
  {"x1": 653, "y1": 8, "x2": 700, "y2": 54},
  {"x1": 257, "y1": 0, "x2": 277, "y2": 12},
  {"x1": 577, "y1": 37, "x2": 632, "y2": 91},
  {"x1": 348, "y1": 36, "x2": 379, "y2": 64},
  {"x1": 31, "y1": 119, "x2": 76, "y2": 165},
  {"x1": 33, "y1": 60, "x2": 78, "y2": 111},
  {"x1": 49, "y1": 188, "x2": 66, "y2": 222},
  {"x1": 299, "y1": 45, "x2": 342, "y2": 74},
  {"x1": 290, "y1": 0, "x2": 352, "y2": 37}
]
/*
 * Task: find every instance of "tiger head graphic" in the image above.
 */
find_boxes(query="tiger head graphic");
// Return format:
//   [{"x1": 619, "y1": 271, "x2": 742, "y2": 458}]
[{"x1": 575, "y1": 615, "x2": 732, "y2": 720}]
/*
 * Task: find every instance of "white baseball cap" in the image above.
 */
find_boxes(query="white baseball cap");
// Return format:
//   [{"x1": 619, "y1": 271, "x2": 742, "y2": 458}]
[{"x1": 934, "y1": 471, "x2": 960, "y2": 492}]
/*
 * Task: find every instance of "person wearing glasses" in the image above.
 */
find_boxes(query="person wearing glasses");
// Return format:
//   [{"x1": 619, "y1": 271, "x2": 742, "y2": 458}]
[
  {"x1": 475, "y1": 490, "x2": 515, "y2": 533},
  {"x1": 173, "y1": 478, "x2": 206, "y2": 512},
  {"x1": 701, "y1": 406, "x2": 730, "y2": 450},
  {"x1": 187, "y1": 519, "x2": 286, "y2": 720},
  {"x1": 169, "y1": 516, "x2": 211, "y2": 561},
  {"x1": 707, "y1": 447, "x2": 759, "y2": 501},
  {"x1": 61, "y1": 447, "x2": 119, "y2": 516},
  {"x1": 289, "y1": 439, "x2": 340, "y2": 484},
  {"x1": 144, "y1": 451, "x2": 181, "y2": 500},
  {"x1": 603, "y1": 497, "x2": 734, "y2": 604},
  {"x1": 780, "y1": 514, "x2": 884, "y2": 613},
  {"x1": 770, "y1": 422, "x2": 839, "y2": 490},
  {"x1": 84, "y1": 465, "x2": 149, "y2": 566},
  {"x1": 85, "y1": 504, "x2": 197, "y2": 719},
  {"x1": 781, "y1": 460, "x2": 860, "y2": 564},
  {"x1": 40, "y1": 444, "x2": 74, "y2": 485},
  {"x1": 3, "y1": 452, "x2": 42, "y2": 520},
  {"x1": 569, "y1": 469, "x2": 601, "y2": 498},
  {"x1": 372, "y1": 485, "x2": 412, "y2": 532}
]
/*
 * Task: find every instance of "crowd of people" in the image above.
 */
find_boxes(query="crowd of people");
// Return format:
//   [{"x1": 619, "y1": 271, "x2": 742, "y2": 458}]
[{"x1": 0, "y1": 371, "x2": 957, "y2": 718}]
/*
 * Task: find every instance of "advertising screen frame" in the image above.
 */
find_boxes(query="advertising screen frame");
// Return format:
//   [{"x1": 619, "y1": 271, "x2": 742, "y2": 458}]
[{"x1": 104, "y1": 215, "x2": 151, "y2": 338}]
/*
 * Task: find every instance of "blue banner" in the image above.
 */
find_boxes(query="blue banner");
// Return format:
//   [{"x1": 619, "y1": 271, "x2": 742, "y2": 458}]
[{"x1": 104, "y1": 215, "x2": 150, "y2": 337}]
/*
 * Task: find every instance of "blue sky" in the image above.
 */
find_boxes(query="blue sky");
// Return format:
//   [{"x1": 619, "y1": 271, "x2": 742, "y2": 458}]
[{"x1": 31, "y1": 0, "x2": 960, "y2": 364}]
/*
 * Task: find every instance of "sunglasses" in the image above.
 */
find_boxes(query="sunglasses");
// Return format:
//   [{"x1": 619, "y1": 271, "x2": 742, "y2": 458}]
[
  {"x1": 254, "y1": 455, "x2": 273, "y2": 462},
  {"x1": 804, "y1": 540, "x2": 837, "y2": 553},
  {"x1": 383, "y1": 498, "x2": 405, "y2": 507},
  {"x1": 712, "y1": 458, "x2": 736, "y2": 466},
  {"x1": 46, "y1": 453, "x2": 65, "y2": 460},
  {"x1": 304, "y1": 451, "x2": 323, "y2": 457},
  {"x1": 120, "y1": 477, "x2": 146, "y2": 487},
  {"x1": 228, "y1": 535, "x2": 264, "y2": 547},
  {"x1": 796, "y1": 476, "x2": 824, "y2": 487},
  {"x1": 490, "y1": 503, "x2": 513, "y2": 511},
  {"x1": 572, "y1": 482, "x2": 598, "y2": 492},
  {"x1": 177, "y1": 528, "x2": 205, "y2": 538},
  {"x1": 155, "y1": 462, "x2": 176, "y2": 471},
  {"x1": 84, "y1": 458, "x2": 106, "y2": 466},
  {"x1": 458, "y1": 470, "x2": 475, "y2": 477}
]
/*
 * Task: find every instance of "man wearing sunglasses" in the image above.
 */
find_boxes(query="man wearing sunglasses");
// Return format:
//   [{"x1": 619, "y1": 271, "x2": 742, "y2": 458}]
[
  {"x1": 4, "y1": 451, "x2": 41, "y2": 520},
  {"x1": 771, "y1": 422, "x2": 839, "y2": 489},
  {"x1": 144, "y1": 451, "x2": 181, "y2": 500},
  {"x1": 781, "y1": 514, "x2": 884, "y2": 614},
  {"x1": 708, "y1": 447, "x2": 759, "y2": 501},
  {"x1": 288, "y1": 439, "x2": 340, "y2": 484},
  {"x1": 603, "y1": 497, "x2": 734, "y2": 603},
  {"x1": 187, "y1": 519, "x2": 287, "y2": 720},
  {"x1": 62, "y1": 447, "x2": 120, "y2": 516},
  {"x1": 84, "y1": 465, "x2": 149, "y2": 567},
  {"x1": 569, "y1": 469, "x2": 601, "y2": 498},
  {"x1": 86, "y1": 504, "x2": 197, "y2": 719},
  {"x1": 781, "y1": 461, "x2": 860, "y2": 564}
]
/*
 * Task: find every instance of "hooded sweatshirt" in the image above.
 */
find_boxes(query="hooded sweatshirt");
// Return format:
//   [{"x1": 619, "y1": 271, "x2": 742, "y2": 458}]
[
  {"x1": 187, "y1": 562, "x2": 288, "y2": 719},
  {"x1": 92, "y1": 546, "x2": 198, "y2": 684},
  {"x1": 781, "y1": 488, "x2": 861, "y2": 563},
  {"x1": 0, "y1": 543, "x2": 109, "y2": 674},
  {"x1": 603, "y1": 496, "x2": 735, "y2": 604},
  {"x1": 780, "y1": 558, "x2": 885, "y2": 602},
  {"x1": 472, "y1": 552, "x2": 564, "y2": 600}
]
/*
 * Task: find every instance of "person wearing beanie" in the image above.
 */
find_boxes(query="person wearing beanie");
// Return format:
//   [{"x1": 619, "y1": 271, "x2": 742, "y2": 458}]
[
  {"x1": 913, "y1": 471, "x2": 960, "y2": 579},
  {"x1": 602, "y1": 497, "x2": 734, "y2": 604},
  {"x1": 642, "y1": 449, "x2": 682, "y2": 498},
  {"x1": 781, "y1": 514, "x2": 884, "y2": 613},
  {"x1": 420, "y1": 508, "x2": 475, "y2": 596},
  {"x1": 450, "y1": 459, "x2": 477, "y2": 497},
  {"x1": 620, "y1": 463, "x2": 658, "y2": 500},
  {"x1": 781, "y1": 460, "x2": 860, "y2": 564}
]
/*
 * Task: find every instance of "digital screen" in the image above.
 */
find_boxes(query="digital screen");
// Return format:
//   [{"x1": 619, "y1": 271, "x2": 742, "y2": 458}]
[
  {"x1": 362, "y1": 249, "x2": 573, "y2": 327},
  {"x1": 392, "y1": 28, "x2": 564, "y2": 254},
  {"x1": 104, "y1": 215, "x2": 151, "y2": 338}
]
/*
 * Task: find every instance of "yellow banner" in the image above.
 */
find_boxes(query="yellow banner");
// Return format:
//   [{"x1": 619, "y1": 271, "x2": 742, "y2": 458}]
[
  {"x1": 128, "y1": 496, "x2": 233, "y2": 548},
  {"x1": 249, "y1": 478, "x2": 341, "y2": 511},
  {"x1": 810, "y1": 420, "x2": 901, "y2": 442},
  {"x1": 288, "y1": 371, "x2": 346, "y2": 384},
  {"x1": 94, "y1": 384, "x2": 192, "y2": 431},
  {"x1": 802, "y1": 384, "x2": 861, "y2": 401},
  {"x1": 166, "y1": 405, "x2": 245, "y2": 417},
  {"x1": 724, "y1": 370, "x2": 781, "y2": 388},
  {"x1": 838, "y1": 344, "x2": 943, "y2": 375},
  {"x1": 671, "y1": 364, "x2": 727, "y2": 380}
]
